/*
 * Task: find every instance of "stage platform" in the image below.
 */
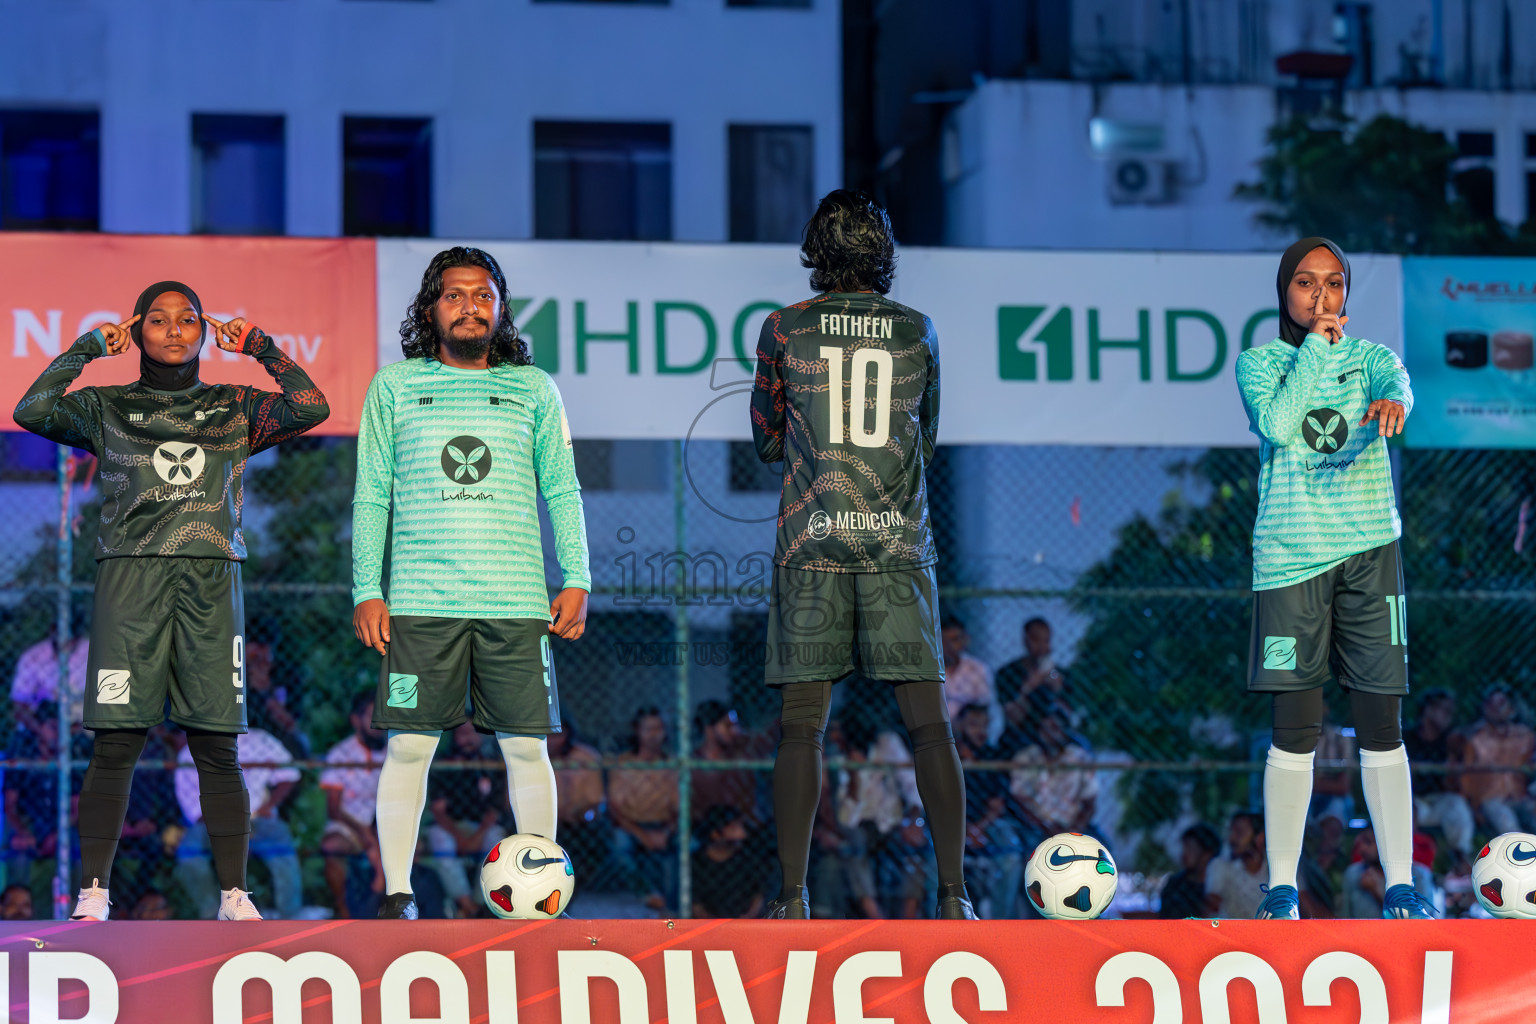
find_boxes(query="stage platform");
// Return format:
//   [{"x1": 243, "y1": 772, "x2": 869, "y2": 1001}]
[{"x1": 0, "y1": 918, "x2": 1523, "y2": 1023}]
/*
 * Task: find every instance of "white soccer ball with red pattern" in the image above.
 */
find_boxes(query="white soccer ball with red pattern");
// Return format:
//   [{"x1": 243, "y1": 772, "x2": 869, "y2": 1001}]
[
  {"x1": 1024, "y1": 832, "x2": 1117, "y2": 920},
  {"x1": 480, "y1": 834, "x2": 574, "y2": 919},
  {"x1": 1472, "y1": 833, "x2": 1536, "y2": 919}
]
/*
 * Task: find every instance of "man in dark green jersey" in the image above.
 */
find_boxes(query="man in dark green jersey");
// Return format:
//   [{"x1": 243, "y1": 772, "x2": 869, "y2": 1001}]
[
  {"x1": 751, "y1": 190, "x2": 974, "y2": 920},
  {"x1": 14, "y1": 281, "x2": 329, "y2": 921},
  {"x1": 352, "y1": 247, "x2": 590, "y2": 920}
]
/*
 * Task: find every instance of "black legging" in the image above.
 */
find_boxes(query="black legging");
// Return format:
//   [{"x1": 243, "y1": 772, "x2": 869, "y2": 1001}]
[
  {"x1": 773, "y1": 679, "x2": 966, "y2": 896},
  {"x1": 78, "y1": 728, "x2": 250, "y2": 891},
  {"x1": 1271, "y1": 687, "x2": 1403, "y2": 754}
]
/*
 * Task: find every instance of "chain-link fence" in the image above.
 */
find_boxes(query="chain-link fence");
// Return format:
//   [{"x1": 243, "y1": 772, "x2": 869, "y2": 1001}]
[{"x1": 0, "y1": 433, "x2": 1530, "y2": 920}]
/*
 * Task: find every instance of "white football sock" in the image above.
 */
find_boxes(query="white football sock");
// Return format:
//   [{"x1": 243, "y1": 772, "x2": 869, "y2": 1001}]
[
  {"x1": 376, "y1": 730, "x2": 441, "y2": 895},
  {"x1": 497, "y1": 733, "x2": 558, "y2": 840},
  {"x1": 1263, "y1": 745, "x2": 1314, "y2": 889},
  {"x1": 1361, "y1": 744, "x2": 1414, "y2": 890}
]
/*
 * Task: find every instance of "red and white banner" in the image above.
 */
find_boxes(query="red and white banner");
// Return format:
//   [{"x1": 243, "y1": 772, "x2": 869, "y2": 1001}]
[
  {"x1": 0, "y1": 233, "x2": 377, "y2": 435},
  {"x1": 0, "y1": 918, "x2": 1528, "y2": 1023}
]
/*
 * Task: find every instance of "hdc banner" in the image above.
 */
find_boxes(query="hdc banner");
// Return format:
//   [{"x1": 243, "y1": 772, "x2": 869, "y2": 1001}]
[
  {"x1": 376, "y1": 241, "x2": 1404, "y2": 446},
  {"x1": 1403, "y1": 257, "x2": 1536, "y2": 448},
  {"x1": 1, "y1": 233, "x2": 378, "y2": 435},
  {"x1": 0, "y1": 918, "x2": 1524, "y2": 1023}
]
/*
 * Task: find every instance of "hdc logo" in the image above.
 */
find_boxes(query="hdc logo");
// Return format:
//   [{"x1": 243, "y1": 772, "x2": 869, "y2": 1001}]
[{"x1": 997, "y1": 304, "x2": 1279, "y2": 383}]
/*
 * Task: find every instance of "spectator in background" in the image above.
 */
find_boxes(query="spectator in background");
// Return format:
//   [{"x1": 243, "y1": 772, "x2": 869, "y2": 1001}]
[
  {"x1": 549, "y1": 719, "x2": 607, "y2": 880},
  {"x1": 1340, "y1": 827, "x2": 1439, "y2": 919},
  {"x1": 128, "y1": 889, "x2": 174, "y2": 921},
  {"x1": 1159, "y1": 823, "x2": 1221, "y2": 919},
  {"x1": 1310, "y1": 713, "x2": 1357, "y2": 826},
  {"x1": 11, "y1": 628, "x2": 89, "y2": 735},
  {"x1": 608, "y1": 707, "x2": 679, "y2": 913},
  {"x1": 940, "y1": 616, "x2": 994, "y2": 723},
  {"x1": 690, "y1": 701, "x2": 760, "y2": 829},
  {"x1": 1, "y1": 883, "x2": 33, "y2": 921},
  {"x1": 863, "y1": 727, "x2": 930, "y2": 919},
  {"x1": 955, "y1": 703, "x2": 1025, "y2": 918},
  {"x1": 811, "y1": 718, "x2": 884, "y2": 920},
  {"x1": 1404, "y1": 688, "x2": 1474, "y2": 864},
  {"x1": 320, "y1": 693, "x2": 385, "y2": 918},
  {"x1": 243, "y1": 642, "x2": 310, "y2": 759},
  {"x1": 691, "y1": 805, "x2": 767, "y2": 918},
  {"x1": 175, "y1": 725, "x2": 302, "y2": 920},
  {"x1": 3, "y1": 703, "x2": 85, "y2": 901},
  {"x1": 1459, "y1": 684, "x2": 1536, "y2": 836},
  {"x1": 1010, "y1": 712, "x2": 1097, "y2": 835},
  {"x1": 1296, "y1": 813, "x2": 1349, "y2": 919},
  {"x1": 1205, "y1": 812, "x2": 1269, "y2": 919},
  {"x1": 995, "y1": 617, "x2": 1071, "y2": 749},
  {"x1": 426, "y1": 722, "x2": 508, "y2": 918}
]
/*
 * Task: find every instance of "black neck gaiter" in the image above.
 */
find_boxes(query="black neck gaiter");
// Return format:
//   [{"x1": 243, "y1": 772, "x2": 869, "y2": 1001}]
[
  {"x1": 1275, "y1": 237, "x2": 1350, "y2": 348},
  {"x1": 130, "y1": 281, "x2": 204, "y2": 390}
]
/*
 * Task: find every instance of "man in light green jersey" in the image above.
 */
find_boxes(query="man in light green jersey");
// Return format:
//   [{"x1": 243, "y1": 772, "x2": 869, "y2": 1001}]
[
  {"x1": 1237, "y1": 236, "x2": 1431, "y2": 921},
  {"x1": 353, "y1": 247, "x2": 590, "y2": 919}
]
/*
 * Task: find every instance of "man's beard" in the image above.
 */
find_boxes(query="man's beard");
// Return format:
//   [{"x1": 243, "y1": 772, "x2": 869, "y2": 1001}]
[{"x1": 436, "y1": 317, "x2": 493, "y2": 362}]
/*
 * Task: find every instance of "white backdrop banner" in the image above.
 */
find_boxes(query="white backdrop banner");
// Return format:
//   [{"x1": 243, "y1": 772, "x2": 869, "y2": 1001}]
[{"x1": 376, "y1": 241, "x2": 1403, "y2": 446}]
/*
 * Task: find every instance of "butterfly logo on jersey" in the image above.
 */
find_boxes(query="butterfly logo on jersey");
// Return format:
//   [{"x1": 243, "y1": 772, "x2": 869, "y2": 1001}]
[
  {"x1": 1301, "y1": 408, "x2": 1348, "y2": 454},
  {"x1": 441, "y1": 436, "x2": 493, "y2": 484},
  {"x1": 152, "y1": 443, "x2": 206, "y2": 484}
]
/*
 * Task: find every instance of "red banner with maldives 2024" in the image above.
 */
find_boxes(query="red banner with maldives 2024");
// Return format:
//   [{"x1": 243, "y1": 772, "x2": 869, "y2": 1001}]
[
  {"x1": 0, "y1": 919, "x2": 1529, "y2": 1024},
  {"x1": 0, "y1": 233, "x2": 377, "y2": 435}
]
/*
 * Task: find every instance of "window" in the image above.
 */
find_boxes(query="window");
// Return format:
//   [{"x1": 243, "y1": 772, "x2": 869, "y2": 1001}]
[
  {"x1": 535, "y1": 121, "x2": 671, "y2": 241},
  {"x1": 0, "y1": 110, "x2": 99, "y2": 231},
  {"x1": 729, "y1": 125, "x2": 814, "y2": 243},
  {"x1": 192, "y1": 114, "x2": 285, "y2": 235},
  {"x1": 1333, "y1": 3, "x2": 1374, "y2": 88},
  {"x1": 343, "y1": 116, "x2": 431, "y2": 237},
  {"x1": 1454, "y1": 131, "x2": 1496, "y2": 220},
  {"x1": 1458, "y1": 132, "x2": 1495, "y2": 158}
]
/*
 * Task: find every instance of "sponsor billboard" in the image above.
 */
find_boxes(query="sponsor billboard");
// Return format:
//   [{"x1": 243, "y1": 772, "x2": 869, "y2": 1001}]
[
  {"x1": 0, "y1": 918, "x2": 1521, "y2": 1023},
  {"x1": 1403, "y1": 257, "x2": 1536, "y2": 448},
  {"x1": 1, "y1": 233, "x2": 377, "y2": 435},
  {"x1": 376, "y1": 242, "x2": 1404, "y2": 446}
]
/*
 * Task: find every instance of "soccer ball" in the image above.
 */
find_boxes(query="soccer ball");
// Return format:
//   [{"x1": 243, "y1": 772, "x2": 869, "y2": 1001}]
[
  {"x1": 1471, "y1": 832, "x2": 1536, "y2": 919},
  {"x1": 1024, "y1": 832, "x2": 1117, "y2": 920},
  {"x1": 480, "y1": 834, "x2": 575, "y2": 919}
]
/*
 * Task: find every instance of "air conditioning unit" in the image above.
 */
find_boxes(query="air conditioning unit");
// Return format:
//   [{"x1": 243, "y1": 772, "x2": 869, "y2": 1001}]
[{"x1": 1107, "y1": 158, "x2": 1176, "y2": 205}]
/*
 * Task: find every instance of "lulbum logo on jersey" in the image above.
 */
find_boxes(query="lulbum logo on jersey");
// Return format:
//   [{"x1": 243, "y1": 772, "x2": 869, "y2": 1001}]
[
  {"x1": 442, "y1": 436, "x2": 493, "y2": 483},
  {"x1": 152, "y1": 443, "x2": 206, "y2": 484},
  {"x1": 1301, "y1": 408, "x2": 1349, "y2": 454},
  {"x1": 808, "y1": 511, "x2": 832, "y2": 539}
]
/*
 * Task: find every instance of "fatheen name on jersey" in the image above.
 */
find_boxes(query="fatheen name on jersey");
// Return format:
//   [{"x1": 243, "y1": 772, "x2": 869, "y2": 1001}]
[{"x1": 821, "y1": 313, "x2": 895, "y2": 339}]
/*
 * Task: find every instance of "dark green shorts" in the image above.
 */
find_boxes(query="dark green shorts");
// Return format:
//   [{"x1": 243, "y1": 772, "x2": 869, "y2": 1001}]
[
  {"x1": 762, "y1": 564, "x2": 944, "y2": 686},
  {"x1": 373, "y1": 616, "x2": 561, "y2": 735},
  {"x1": 84, "y1": 557, "x2": 247, "y2": 733},
  {"x1": 1248, "y1": 541, "x2": 1408, "y2": 695}
]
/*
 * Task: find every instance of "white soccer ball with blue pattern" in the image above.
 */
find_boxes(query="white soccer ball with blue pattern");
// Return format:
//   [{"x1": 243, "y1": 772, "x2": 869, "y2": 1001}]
[
  {"x1": 480, "y1": 834, "x2": 575, "y2": 919},
  {"x1": 1472, "y1": 832, "x2": 1536, "y2": 919},
  {"x1": 1025, "y1": 832, "x2": 1117, "y2": 920}
]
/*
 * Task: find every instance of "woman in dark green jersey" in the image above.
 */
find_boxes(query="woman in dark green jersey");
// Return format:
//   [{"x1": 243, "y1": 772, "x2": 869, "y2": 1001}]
[{"x1": 13, "y1": 281, "x2": 328, "y2": 920}]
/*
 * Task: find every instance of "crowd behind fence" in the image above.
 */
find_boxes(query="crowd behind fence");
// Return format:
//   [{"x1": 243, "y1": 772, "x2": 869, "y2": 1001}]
[{"x1": 0, "y1": 434, "x2": 1529, "y2": 920}]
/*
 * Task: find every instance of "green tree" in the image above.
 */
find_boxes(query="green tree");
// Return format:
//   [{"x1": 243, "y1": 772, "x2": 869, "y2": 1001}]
[{"x1": 1236, "y1": 112, "x2": 1536, "y2": 255}]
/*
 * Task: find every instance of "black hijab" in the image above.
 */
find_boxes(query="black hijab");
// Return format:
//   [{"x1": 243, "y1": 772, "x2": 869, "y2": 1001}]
[
  {"x1": 1275, "y1": 237, "x2": 1350, "y2": 347},
  {"x1": 130, "y1": 281, "x2": 203, "y2": 390}
]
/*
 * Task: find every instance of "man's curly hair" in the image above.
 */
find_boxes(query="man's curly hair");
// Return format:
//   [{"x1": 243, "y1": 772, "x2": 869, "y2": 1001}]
[
  {"x1": 800, "y1": 189, "x2": 897, "y2": 295},
  {"x1": 400, "y1": 246, "x2": 532, "y2": 366}
]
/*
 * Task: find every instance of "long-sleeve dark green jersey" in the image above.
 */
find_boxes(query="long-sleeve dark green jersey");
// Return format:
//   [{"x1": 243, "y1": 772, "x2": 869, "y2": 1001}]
[
  {"x1": 750, "y1": 292, "x2": 940, "y2": 573},
  {"x1": 13, "y1": 329, "x2": 330, "y2": 561}
]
